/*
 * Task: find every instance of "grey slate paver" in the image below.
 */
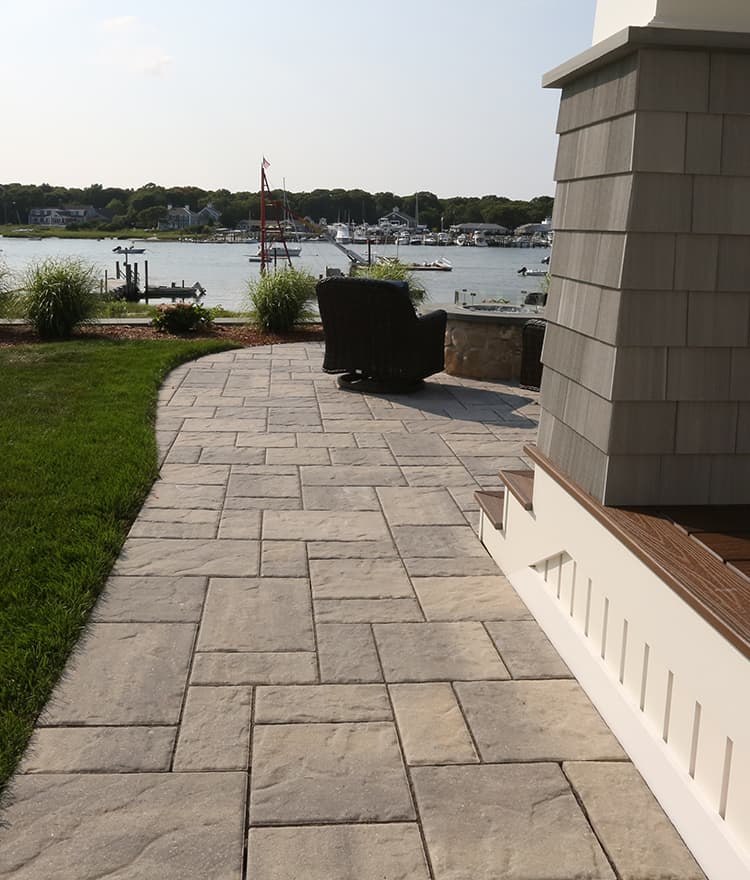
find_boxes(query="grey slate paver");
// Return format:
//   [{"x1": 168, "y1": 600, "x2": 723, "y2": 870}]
[
  {"x1": 564, "y1": 762, "x2": 706, "y2": 880},
  {"x1": 198, "y1": 578, "x2": 314, "y2": 652},
  {"x1": 377, "y1": 487, "x2": 466, "y2": 525},
  {"x1": 390, "y1": 683, "x2": 479, "y2": 765},
  {"x1": 92, "y1": 575, "x2": 207, "y2": 622},
  {"x1": 247, "y1": 824, "x2": 430, "y2": 880},
  {"x1": 0, "y1": 773, "x2": 246, "y2": 880},
  {"x1": 374, "y1": 623, "x2": 510, "y2": 682},
  {"x1": 255, "y1": 684, "x2": 392, "y2": 723},
  {"x1": 250, "y1": 722, "x2": 414, "y2": 824},
  {"x1": 455, "y1": 680, "x2": 627, "y2": 762},
  {"x1": 114, "y1": 537, "x2": 260, "y2": 577},
  {"x1": 412, "y1": 575, "x2": 532, "y2": 621},
  {"x1": 173, "y1": 686, "x2": 253, "y2": 771},
  {"x1": 412, "y1": 763, "x2": 614, "y2": 880},
  {"x1": 191, "y1": 651, "x2": 318, "y2": 685},
  {"x1": 263, "y1": 509, "x2": 391, "y2": 541},
  {"x1": 309, "y1": 558, "x2": 414, "y2": 599},
  {"x1": 486, "y1": 620, "x2": 573, "y2": 679},
  {"x1": 315, "y1": 598, "x2": 424, "y2": 624},
  {"x1": 392, "y1": 525, "x2": 489, "y2": 558},
  {"x1": 43, "y1": 623, "x2": 195, "y2": 725},
  {"x1": 19, "y1": 726, "x2": 177, "y2": 773},
  {"x1": 316, "y1": 623, "x2": 384, "y2": 683}
]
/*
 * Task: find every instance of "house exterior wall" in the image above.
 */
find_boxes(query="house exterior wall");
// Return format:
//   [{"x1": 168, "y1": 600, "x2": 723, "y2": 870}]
[{"x1": 540, "y1": 32, "x2": 750, "y2": 504}]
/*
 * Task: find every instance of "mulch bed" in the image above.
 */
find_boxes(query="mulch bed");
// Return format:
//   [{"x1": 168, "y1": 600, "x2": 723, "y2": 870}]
[{"x1": 0, "y1": 323, "x2": 325, "y2": 348}]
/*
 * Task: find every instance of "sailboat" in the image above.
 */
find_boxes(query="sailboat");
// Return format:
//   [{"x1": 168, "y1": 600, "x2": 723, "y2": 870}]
[{"x1": 250, "y1": 160, "x2": 301, "y2": 269}]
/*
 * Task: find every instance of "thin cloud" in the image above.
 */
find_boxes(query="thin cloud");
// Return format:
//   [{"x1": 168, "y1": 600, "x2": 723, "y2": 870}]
[
  {"x1": 99, "y1": 15, "x2": 138, "y2": 32},
  {"x1": 131, "y1": 48, "x2": 174, "y2": 77}
]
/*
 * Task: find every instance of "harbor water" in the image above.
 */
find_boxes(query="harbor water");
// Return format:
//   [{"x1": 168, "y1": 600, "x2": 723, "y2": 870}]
[{"x1": 0, "y1": 237, "x2": 550, "y2": 311}]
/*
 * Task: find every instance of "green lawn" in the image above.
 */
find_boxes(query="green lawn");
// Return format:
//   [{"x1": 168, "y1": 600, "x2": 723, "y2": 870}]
[{"x1": 0, "y1": 337, "x2": 238, "y2": 791}]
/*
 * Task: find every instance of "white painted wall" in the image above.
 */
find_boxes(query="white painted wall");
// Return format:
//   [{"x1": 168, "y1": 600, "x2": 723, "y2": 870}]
[{"x1": 593, "y1": 0, "x2": 750, "y2": 44}]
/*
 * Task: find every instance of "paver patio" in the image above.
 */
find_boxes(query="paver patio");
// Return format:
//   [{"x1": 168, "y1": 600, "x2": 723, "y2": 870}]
[{"x1": 0, "y1": 342, "x2": 704, "y2": 879}]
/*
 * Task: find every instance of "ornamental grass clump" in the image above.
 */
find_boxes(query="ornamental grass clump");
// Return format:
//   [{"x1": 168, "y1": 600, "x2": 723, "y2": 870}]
[
  {"x1": 0, "y1": 261, "x2": 18, "y2": 318},
  {"x1": 249, "y1": 266, "x2": 317, "y2": 334},
  {"x1": 356, "y1": 260, "x2": 427, "y2": 305},
  {"x1": 23, "y1": 258, "x2": 100, "y2": 339}
]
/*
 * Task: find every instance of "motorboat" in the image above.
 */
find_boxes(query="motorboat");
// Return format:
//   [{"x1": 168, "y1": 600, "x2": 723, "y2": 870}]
[
  {"x1": 249, "y1": 242, "x2": 302, "y2": 262},
  {"x1": 113, "y1": 245, "x2": 146, "y2": 254},
  {"x1": 472, "y1": 231, "x2": 488, "y2": 247},
  {"x1": 517, "y1": 266, "x2": 547, "y2": 276}
]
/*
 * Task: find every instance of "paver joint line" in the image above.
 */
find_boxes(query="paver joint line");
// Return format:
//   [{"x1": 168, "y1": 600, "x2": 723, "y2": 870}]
[{"x1": 3, "y1": 343, "x2": 704, "y2": 880}]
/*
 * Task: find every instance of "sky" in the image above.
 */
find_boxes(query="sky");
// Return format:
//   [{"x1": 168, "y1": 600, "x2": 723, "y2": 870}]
[{"x1": 1, "y1": 0, "x2": 597, "y2": 200}]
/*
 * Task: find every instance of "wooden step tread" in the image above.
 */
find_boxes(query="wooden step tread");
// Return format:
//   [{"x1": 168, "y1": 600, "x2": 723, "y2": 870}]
[
  {"x1": 475, "y1": 490, "x2": 505, "y2": 529},
  {"x1": 525, "y1": 444, "x2": 750, "y2": 659},
  {"x1": 500, "y1": 469, "x2": 534, "y2": 511}
]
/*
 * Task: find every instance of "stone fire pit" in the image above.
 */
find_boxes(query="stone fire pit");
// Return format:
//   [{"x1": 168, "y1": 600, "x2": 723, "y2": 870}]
[{"x1": 441, "y1": 304, "x2": 545, "y2": 382}]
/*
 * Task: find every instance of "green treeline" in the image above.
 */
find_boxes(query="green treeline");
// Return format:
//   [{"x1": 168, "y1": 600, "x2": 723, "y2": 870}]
[{"x1": 0, "y1": 182, "x2": 553, "y2": 232}]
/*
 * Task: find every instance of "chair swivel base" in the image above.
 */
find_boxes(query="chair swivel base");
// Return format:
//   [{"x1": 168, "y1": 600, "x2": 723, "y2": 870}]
[{"x1": 337, "y1": 371, "x2": 424, "y2": 394}]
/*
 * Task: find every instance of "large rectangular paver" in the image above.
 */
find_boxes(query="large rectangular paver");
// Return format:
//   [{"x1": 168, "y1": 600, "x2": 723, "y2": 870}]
[
  {"x1": 43, "y1": 623, "x2": 195, "y2": 725},
  {"x1": 412, "y1": 764, "x2": 614, "y2": 880},
  {"x1": 198, "y1": 578, "x2": 314, "y2": 652},
  {"x1": 412, "y1": 576, "x2": 531, "y2": 621},
  {"x1": 377, "y1": 487, "x2": 466, "y2": 526},
  {"x1": 315, "y1": 598, "x2": 424, "y2": 624},
  {"x1": 19, "y1": 726, "x2": 176, "y2": 773},
  {"x1": 250, "y1": 722, "x2": 414, "y2": 824},
  {"x1": 392, "y1": 526, "x2": 488, "y2": 558},
  {"x1": 247, "y1": 824, "x2": 430, "y2": 880},
  {"x1": 114, "y1": 538, "x2": 259, "y2": 577},
  {"x1": 255, "y1": 684, "x2": 391, "y2": 723},
  {"x1": 309, "y1": 558, "x2": 413, "y2": 599},
  {"x1": 455, "y1": 680, "x2": 626, "y2": 762},
  {"x1": 92, "y1": 575, "x2": 207, "y2": 622},
  {"x1": 263, "y1": 510, "x2": 390, "y2": 541},
  {"x1": 301, "y1": 465, "x2": 407, "y2": 486},
  {"x1": 373, "y1": 623, "x2": 509, "y2": 682},
  {"x1": 191, "y1": 651, "x2": 318, "y2": 685},
  {"x1": 0, "y1": 773, "x2": 246, "y2": 880}
]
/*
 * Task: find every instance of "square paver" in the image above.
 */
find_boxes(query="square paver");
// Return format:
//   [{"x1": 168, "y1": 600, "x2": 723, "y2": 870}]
[
  {"x1": 247, "y1": 824, "x2": 430, "y2": 880},
  {"x1": 198, "y1": 578, "x2": 314, "y2": 652},
  {"x1": 250, "y1": 722, "x2": 414, "y2": 824},
  {"x1": 486, "y1": 621, "x2": 572, "y2": 678},
  {"x1": 316, "y1": 623, "x2": 383, "y2": 683},
  {"x1": 412, "y1": 764, "x2": 614, "y2": 880},
  {"x1": 373, "y1": 623, "x2": 509, "y2": 682},
  {"x1": 309, "y1": 558, "x2": 413, "y2": 599},
  {"x1": 455, "y1": 680, "x2": 626, "y2": 762},
  {"x1": 412, "y1": 576, "x2": 532, "y2": 621},
  {"x1": 43, "y1": 623, "x2": 195, "y2": 725},
  {"x1": 0, "y1": 772, "x2": 246, "y2": 880}
]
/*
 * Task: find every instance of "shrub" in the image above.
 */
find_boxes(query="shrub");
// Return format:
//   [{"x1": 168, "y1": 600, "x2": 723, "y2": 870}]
[
  {"x1": 152, "y1": 302, "x2": 214, "y2": 334},
  {"x1": 248, "y1": 266, "x2": 316, "y2": 333},
  {"x1": 22, "y1": 258, "x2": 100, "y2": 339},
  {"x1": 355, "y1": 260, "x2": 427, "y2": 305}
]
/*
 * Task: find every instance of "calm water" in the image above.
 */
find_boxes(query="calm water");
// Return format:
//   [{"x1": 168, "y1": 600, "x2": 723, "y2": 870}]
[{"x1": 0, "y1": 236, "x2": 549, "y2": 311}]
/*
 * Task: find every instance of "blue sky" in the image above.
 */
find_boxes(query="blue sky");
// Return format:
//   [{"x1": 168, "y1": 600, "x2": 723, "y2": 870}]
[{"x1": 2, "y1": 0, "x2": 596, "y2": 198}]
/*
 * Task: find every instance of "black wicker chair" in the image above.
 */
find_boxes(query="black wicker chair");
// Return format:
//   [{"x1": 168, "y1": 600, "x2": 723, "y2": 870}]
[{"x1": 316, "y1": 276, "x2": 448, "y2": 392}]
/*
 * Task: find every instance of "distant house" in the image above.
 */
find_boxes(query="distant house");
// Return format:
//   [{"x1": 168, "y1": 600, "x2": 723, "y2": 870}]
[
  {"x1": 378, "y1": 209, "x2": 415, "y2": 229},
  {"x1": 28, "y1": 205, "x2": 100, "y2": 226},
  {"x1": 449, "y1": 222, "x2": 509, "y2": 236},
  {"x1": 158, "y1": 203, "x2": 221, "y2": 230},
  {"x1": 514, "y1": 220, "x2": 552, "y2": 235}
]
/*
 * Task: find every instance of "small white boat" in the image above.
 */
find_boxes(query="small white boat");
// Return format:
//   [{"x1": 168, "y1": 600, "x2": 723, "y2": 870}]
[
  {"x1": 249, "y1": 243, "x2": 302, "y2": 262},
  {"x1": 517, "y1": 266, "x2": 547, "y2": 276}
]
